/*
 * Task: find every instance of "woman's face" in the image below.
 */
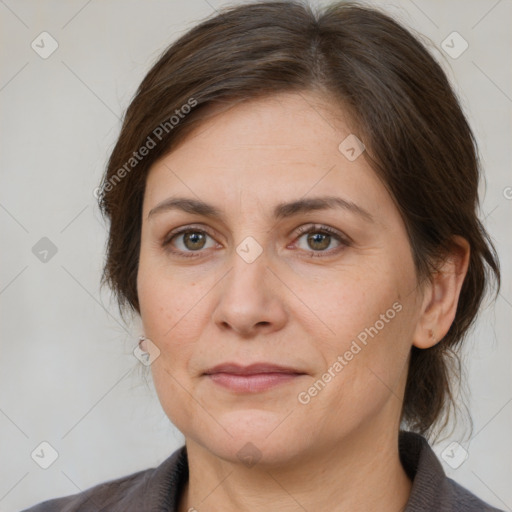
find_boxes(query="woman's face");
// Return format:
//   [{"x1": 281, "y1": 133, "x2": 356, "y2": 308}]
[{"x1": 137, "y1": 92, "x2": 425, "y2": 465}]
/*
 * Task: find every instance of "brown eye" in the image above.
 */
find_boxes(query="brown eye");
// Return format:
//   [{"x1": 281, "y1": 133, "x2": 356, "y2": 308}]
[
  {"x1": 164, "y1": 228, "x2": 217, "y2": 257},
  {"x1": 305, "y1": 232, "x2": 331, "y2": 251},
  {"x1": 293, "y1": 224, "x2": 349, "y2": 257},
  {"x1": 182, "y1": 231, "x2": 207, "y2": 250}
]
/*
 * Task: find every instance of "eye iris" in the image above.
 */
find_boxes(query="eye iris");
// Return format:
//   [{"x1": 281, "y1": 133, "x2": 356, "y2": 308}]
[
  {"x1": 307, "y1": 232, "x2": 330, "y2": 250},
  {"x1": 184, "y1": 231, "x2": 206, "y2": 250}
]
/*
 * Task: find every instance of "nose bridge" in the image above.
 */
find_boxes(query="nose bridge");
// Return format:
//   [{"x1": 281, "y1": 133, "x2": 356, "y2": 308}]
[
  {"x1": 225, "y1": 238, "x2": 271, "y2": 302},
  {"x1": 211, "y1": 237, "x2": 287, "y2": 335}
]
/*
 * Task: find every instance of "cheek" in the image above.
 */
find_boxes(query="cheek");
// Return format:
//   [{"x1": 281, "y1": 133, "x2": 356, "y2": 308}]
[
  {"x1": 307, "y1": 265, "x2": 400, "y2": 345},
  {"x1": 137, "y1": 262, "x2": 208, "y2": 431},
  {"x1": 137, "y1": 256, "x2": 218, "y2": 403},
  {"x1": 298, "y1": 314, "x2": 411, "y2": 440},
  {"x1": 322, "y1": 294, "x2": 408, "y2": 388},
  {"x1": 137, "y1": 253, "x2": 203, "y2": 340},
  {"x1": 302, "y1": 261, "x2": 414, "y2": 405}
]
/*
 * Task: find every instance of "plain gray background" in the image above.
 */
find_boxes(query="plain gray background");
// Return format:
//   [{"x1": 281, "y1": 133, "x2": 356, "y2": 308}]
[{"x1": 1, "y1": 0, "x2": 511, "y2": 511}]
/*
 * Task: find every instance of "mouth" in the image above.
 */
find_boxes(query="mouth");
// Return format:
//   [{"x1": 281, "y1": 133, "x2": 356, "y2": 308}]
[{"x1": 203, "y1": 362, "x2": 306, "y2": 393}]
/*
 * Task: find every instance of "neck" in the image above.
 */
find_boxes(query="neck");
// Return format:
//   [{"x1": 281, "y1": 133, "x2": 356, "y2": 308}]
[{"x1": 178, "y1": 421, "x2": 412, "y2": 512}]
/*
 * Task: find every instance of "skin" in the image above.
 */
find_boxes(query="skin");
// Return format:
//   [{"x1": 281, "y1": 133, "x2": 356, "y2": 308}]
[{"x1": 137, "y1": 91, "x2": 470, "y2": 512}]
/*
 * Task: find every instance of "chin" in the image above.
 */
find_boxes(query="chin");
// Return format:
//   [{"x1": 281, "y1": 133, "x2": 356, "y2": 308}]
[
  {"x1": 211, "y1": 436, "x2": 307, "y2": 469},
  {"x1": 192, "y1": 408, "x2": 313, "y2": 468}
]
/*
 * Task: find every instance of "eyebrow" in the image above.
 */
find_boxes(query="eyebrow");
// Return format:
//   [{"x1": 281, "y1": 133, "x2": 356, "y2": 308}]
[{"x1": 147, "y1": 195, "x2": 374, "y2": 223}]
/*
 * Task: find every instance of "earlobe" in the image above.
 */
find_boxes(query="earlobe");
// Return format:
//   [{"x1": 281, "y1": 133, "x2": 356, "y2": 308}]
[{"x1": 412, "y1": 236, "x2": 470, "y2": 349}]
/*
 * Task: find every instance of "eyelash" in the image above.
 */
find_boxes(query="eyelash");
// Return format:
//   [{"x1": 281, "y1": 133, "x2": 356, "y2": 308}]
[{"x1": 162, "y1": 223, "x2": 351, "y2": 259}]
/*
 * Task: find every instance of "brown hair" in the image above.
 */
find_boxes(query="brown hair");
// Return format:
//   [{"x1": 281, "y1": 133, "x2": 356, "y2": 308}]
[{"x1": 98, "y1": 0, "x2": 500, "y2": 439}]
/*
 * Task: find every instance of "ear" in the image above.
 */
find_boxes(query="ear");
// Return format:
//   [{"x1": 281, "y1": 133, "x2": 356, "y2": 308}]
[{"x1": 412, "y1": 236, "x2": 470, "y2": 349}]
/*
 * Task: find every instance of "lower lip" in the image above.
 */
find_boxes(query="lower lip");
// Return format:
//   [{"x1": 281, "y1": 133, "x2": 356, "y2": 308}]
[{"x1": 206, "y1": 372, "x2": 302, "y2": 393}]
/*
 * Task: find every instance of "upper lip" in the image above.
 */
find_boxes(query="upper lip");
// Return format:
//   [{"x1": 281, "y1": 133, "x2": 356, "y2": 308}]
[{"x1": 203, "y1": 362, "x2": 305, "y2": 375}]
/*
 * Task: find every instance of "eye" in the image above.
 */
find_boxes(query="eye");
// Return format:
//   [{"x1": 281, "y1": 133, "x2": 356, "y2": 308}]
[
  {"x1": 163, "y1": 226, "x2": 218, "y2": 257},
  {"x1": 293, "y1": 224, "x2": 350, "y2": 257},
  {"x1": 162, "y1": 223, "x2": 350, "y2": 259}
]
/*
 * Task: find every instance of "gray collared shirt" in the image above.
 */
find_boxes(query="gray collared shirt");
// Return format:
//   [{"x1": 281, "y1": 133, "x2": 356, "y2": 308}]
[{"x1": 21, "y1": 431, "x2": 505, "y2": 511}]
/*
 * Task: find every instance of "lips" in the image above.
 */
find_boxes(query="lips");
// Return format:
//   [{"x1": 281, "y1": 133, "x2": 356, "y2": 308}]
[
  {"x1": 204, "y1": 362, "x2": 304, "y2": 375},
  {"x1": 203, "y1": 362, "x2": 306, "y2": 393}
]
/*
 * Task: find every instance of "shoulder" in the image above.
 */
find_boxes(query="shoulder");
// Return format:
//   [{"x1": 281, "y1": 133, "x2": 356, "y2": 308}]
[
  {"x1": 20, "y1": 446, "x2": 188, "y2": 512},
  {"x1": 443, "y1": 476, "x2": 505, "y2": 512},
  {"x1": 20, "y1": 469, "x2": 152, "y2": 512},
  {"x1": 399, "y1": 431, "x2": 505, "y2": 512}
]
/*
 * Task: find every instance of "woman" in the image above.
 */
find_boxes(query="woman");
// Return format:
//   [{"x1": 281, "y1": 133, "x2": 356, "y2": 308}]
[{"x1": 23, "y1": 1, "x2": 503, "y2": 511}]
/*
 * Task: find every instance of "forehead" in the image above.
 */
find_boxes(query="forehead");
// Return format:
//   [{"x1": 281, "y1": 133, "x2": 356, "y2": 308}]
[
  {"x1": 142, "y1": 91, "x2": 392, "y2": 224},
  {"x1": 189, "y1": 91, "x2": 354, "y2": 146}
]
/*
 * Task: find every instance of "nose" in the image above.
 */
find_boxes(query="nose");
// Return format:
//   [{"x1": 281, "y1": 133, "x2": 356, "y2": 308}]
[{"x1": 211, "y1": 248, "x2": 288, "y2": 338}]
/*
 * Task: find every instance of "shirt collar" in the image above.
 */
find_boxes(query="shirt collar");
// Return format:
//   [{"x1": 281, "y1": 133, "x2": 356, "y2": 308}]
[{"x1": 147, "y1": 431, "x2": 448, "y2": 511}]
